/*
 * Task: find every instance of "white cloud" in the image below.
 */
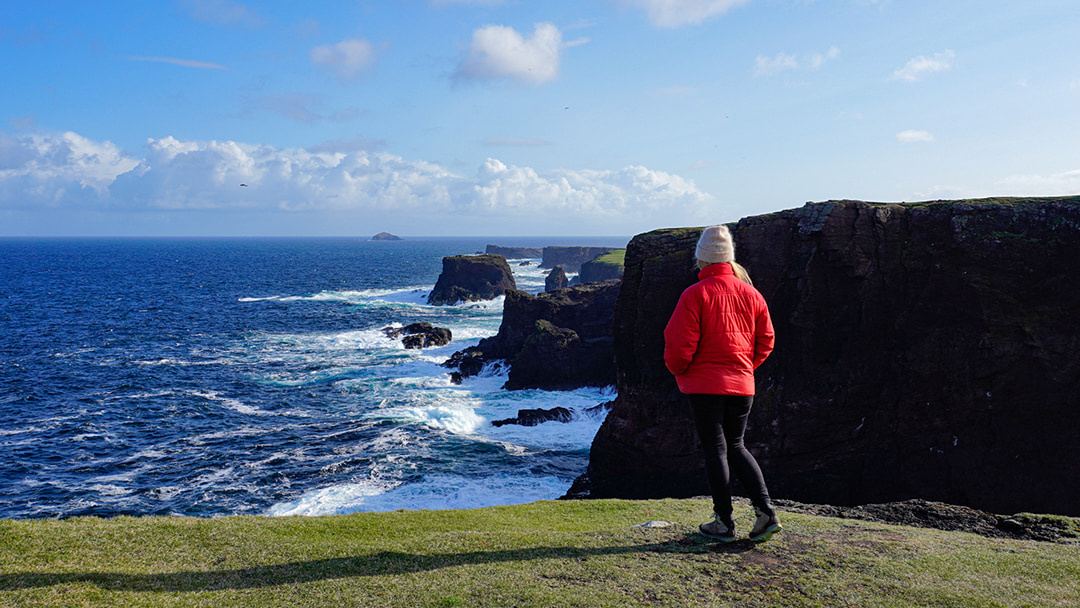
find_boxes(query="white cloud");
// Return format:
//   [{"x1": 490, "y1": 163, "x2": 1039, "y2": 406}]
[
  {"x1": 896, "y1": 129, "x2": 934, "y2": 143},
  {"x1": 806, "y1": 46, "x2": 841, "y2": 69},
  {"x1": 310, "y1": 38, "x2": 377, "y2": 80},
  {"x1": 996, "y1": 169, "x2": 1080, "y2": 196},
  {"x1": 890, "y1": 49, "x2": 955, "y2": 82},
  {"x1": 754, "y1": 47, "x2": 838, "y2": 76},
  {"x1": 472, "y1": 159, "x2": 709, "y2": 217},
  {"x1": 455, "y1": 23, "x2": 565, "y2": 85},
  {"x1": 619, "y1": 0, "x2": 752, "y2": 28},
  {"x1": 0, "y1": 132, "x2": 712, "y2": 225},
  {"x1": 753, "y1": 52, "x2": 798, "y2": 76},
  {"x1": 0, "y1": 132, "x2": 139, "y2": 205},
  {"x1": 125, "y1": 56, "x2": 230, "y2": 70}
]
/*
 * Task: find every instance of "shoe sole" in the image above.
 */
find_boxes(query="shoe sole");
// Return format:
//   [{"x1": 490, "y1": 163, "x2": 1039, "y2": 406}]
[
  {"x1": 748, "y1": 523, "x2": 782, "y2": 542},
  {"x1": 700, "y1": 532, "x2": 737, "y2": 543},
  {"x1": 698, "y1": 525, "x2": 737, "y2": 543}
]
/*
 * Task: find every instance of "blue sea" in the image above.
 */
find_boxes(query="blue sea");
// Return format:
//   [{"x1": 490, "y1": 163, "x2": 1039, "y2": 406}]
[{"x1": 0, "y1": 237, "x2": 626, "y2": 519}]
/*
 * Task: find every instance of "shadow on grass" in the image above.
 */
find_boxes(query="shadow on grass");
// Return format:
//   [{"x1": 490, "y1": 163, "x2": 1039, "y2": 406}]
[{"x1": 1, "y1": 537, "x2": 757, "y2": 592}]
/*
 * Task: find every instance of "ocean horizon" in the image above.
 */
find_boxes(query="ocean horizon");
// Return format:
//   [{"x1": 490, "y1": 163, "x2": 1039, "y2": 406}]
[{"x1": 0, "y1": 236, "x2": 628, "y2": 519}]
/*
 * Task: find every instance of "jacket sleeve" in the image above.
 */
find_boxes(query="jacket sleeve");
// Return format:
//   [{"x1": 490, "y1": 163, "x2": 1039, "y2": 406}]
[
  {"x1": 664, "y1": 290, "x2": 700, "y2": 377},
  {"x1": 751, "y1": 297, "x2": 775, "y2": 369}
]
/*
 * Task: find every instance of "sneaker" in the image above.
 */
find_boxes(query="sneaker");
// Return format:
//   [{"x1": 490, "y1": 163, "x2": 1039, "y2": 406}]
[
  {"x1": 748, "y1": 507, "x2": 782, "y2": 542},
  {"x1": 699, "y1": 513, "x2": 736, "y2": 543}
]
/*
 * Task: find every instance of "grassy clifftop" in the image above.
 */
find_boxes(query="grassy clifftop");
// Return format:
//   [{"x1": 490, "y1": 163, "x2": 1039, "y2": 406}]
[{"x1": 2, "y1": 498, "x2": 1078, "y2": 607}]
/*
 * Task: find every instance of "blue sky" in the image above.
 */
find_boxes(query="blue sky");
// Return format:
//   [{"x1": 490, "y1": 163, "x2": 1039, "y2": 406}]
[{"x1": 2, "y1": 0, "x2": 1078, "y2": 237}]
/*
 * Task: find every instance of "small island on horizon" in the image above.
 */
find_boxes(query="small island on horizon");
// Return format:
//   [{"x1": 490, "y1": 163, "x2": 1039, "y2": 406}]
[{"x1": 371, "y1": 232, "x2": 403, "y2": 241}]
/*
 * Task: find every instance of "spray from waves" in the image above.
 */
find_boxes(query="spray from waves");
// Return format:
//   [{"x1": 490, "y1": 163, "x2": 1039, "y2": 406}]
[
  {"x1": 238, "y1": 287, "x2": 431, "y2": 305},
  {"x1": 266, "y1": 374, "x2": 613, "y2": 517},
  {"x1": 244, "y1": 259, "x2": 613, "y2": 518},
  {"x1": 267, "y1": 472, "x2": 574, "y2": 516}
]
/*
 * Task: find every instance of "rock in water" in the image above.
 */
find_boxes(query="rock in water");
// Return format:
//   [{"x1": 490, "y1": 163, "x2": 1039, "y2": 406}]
[
  {"x1": 443, "y1": 280, "x2": 621, "y2": 390},
  {"x1": 545, "y1": 266, "x2": 568, "y2": 292},
  {"x1": 371, "y1": 232, "x2": 402, "y2": 241},
  {"x1": 427, "y1": 254, "x2": 516, "y2": 306},
  {"x1": 383, "y1": 322, "x2": 452, "y2": 349},
  {"x1": 492, "y1": 406, "x2": 573, "y2": 427},
  {"x1": 572, "y1": 197, "x2": 1080, "y2": 518}
]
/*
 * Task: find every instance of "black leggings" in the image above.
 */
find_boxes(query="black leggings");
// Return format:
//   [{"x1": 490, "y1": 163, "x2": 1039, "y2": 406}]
[{"x1": 688, "y1": 394, "x2": 772, "y2": 518}]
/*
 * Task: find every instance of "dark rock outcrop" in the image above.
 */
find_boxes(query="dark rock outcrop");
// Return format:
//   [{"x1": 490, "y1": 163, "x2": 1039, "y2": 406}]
[
  {"x1": 541, "y1": 247, "x2": 617, "y2": 273},
  {"x1": 571, "y1": 197, "x2": 1080, "y2": 517},
  {"x1": 492, "y1": 406, "x2": 573, "y2": 427},
  {"x1": 382, "y1": 322, "x2": 452, "y2": 349},
  {"x1": 576, "y1": 249, "x2": 625, "y2": 284},
  {"x1": 444, "y1": 280, "x2": 621, "y2": 390},
  {"x1": 545, "y1": 266, "x2": 569, "y2": 292},
  {"x1": 486, "y1": 245, "x2": 543, "y2": 259},
  {"x1": 371, "y1": 232, "x2": 402, "y2": 241},
  {"x1": 427, "y1": 254, "x2": 516, "y2": 306}
]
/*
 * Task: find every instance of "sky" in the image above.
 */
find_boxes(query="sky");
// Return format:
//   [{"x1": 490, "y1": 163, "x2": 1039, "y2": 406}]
[{"x1": 2, "y1": 0, "x2": 1079, "y2": 237}]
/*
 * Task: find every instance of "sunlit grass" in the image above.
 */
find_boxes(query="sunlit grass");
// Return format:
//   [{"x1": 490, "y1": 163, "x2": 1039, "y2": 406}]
[{"x1": 1, "y1": 498, "x2": 1077, "y2": 607}]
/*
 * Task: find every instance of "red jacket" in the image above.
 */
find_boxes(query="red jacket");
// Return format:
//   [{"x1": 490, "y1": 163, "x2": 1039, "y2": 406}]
[{"x1": 663, "y1": 263, "x2": 775, "y2": 396}]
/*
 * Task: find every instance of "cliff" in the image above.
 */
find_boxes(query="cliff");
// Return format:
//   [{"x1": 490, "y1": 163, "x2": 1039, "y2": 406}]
[
  {"x1": 571, "y1": 197, "x2": 1080, "y2": 517},
  {"x1": 576, "y1": 249, "x2": 625, "y2": 284},
  {"x1": 444, "y1": 280, "x2": 620, "y2": 390},
  {"x1": 541, "y1": 247, "x2": 616, "y2": 273},
  {"x1": 486, "y1": 245, "x2": 543, "y2": 259},
  {"x1": 427, "y1": 254, "x2": 516, "y2": 306}
]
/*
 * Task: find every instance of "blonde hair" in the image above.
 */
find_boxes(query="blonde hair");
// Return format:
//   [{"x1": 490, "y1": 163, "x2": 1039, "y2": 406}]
[{"x1": 696, "y1": 259, "x2": 753, "y2": 285}]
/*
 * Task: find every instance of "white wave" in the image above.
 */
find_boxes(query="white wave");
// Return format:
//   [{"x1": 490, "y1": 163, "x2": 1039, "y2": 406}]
[
  {"x1": 86, "y1": 484, "x2": 132, "y2": 497},
  {"x1": 133, "y1": 358, "x2": 236, "y2": 367},
  {"x1": 367, "y1": 400, "x2": 487, "y2": 435},
  {"x1": 266, "y1": 472, "x2": 570, "y2": 517},
  {"x1": 239, "y1": 287, "x2": 431, "y2": 306}
]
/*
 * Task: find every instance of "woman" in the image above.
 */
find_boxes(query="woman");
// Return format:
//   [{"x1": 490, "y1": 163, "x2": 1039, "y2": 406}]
[{"x1": 663, "y1": 224, "x2": 782, "y2": 542}]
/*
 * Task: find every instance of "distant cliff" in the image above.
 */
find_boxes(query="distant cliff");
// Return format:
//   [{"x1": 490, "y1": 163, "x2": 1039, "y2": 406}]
[
  {"x1": 541, "y1": 247, "x2": 616, "y2": 273},
  {"x1": 486, "y1": 245, "x2": 543, "y2": 259},
  {"x1": 570, "y1": 197, "x2": 1080, "y2": 517},
  {"x1": 576, "y1": 249, "x2": 625, "y2": 284}
]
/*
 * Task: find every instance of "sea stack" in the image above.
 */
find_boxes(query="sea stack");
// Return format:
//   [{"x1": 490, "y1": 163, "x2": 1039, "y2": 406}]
[{"x1": 427, "y1": 254, "x2": 516, "y2": 306}]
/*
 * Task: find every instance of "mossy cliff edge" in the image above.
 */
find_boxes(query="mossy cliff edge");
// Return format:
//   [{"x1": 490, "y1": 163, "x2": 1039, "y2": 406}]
[{"x1": 571, "y1": 197, "x2": 1080, "y2": 517}]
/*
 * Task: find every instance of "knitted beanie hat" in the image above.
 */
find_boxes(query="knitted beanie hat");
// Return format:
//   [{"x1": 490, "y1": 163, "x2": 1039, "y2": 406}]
[{"x1": 695, "y1": 225, "x2": 734, "y2": 265}]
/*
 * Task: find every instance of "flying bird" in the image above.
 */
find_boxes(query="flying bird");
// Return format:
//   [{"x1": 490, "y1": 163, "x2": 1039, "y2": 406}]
[{"x1": 240, "y1": 183, "x2": 248, "y2": 187}]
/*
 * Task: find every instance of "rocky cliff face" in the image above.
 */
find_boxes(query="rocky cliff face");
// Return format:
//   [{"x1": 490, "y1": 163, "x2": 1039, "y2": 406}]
[
  {"x1": 427, "y1": 254, "x2": 516, "y2": 306},
  {"x1": 486, "y1": 245, "x2": 543, "y2": 259},
  {"x1": 545, "y1": 266, "x2": 569, "y2": 292},
  {"x1": 576, "y1": 250, "x2": 625, "y2": 284},
  {"x1": 571, "y1": 197, "x2": 1080, "y2": 517},
  {"x1": 541, "y1": 247, "x2": 616, "y2": 273},
  {"x1": 444, "y1": 280, "x2": 620, "y2": 390}
]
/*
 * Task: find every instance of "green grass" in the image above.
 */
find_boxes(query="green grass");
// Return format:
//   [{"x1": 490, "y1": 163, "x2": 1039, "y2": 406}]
[
  {"x1": 591, "y1": 249, "x2": 625, "y2": 267},
  {"x1": 2, "y1": 498, "x2": 1078, "y2": 607}
]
